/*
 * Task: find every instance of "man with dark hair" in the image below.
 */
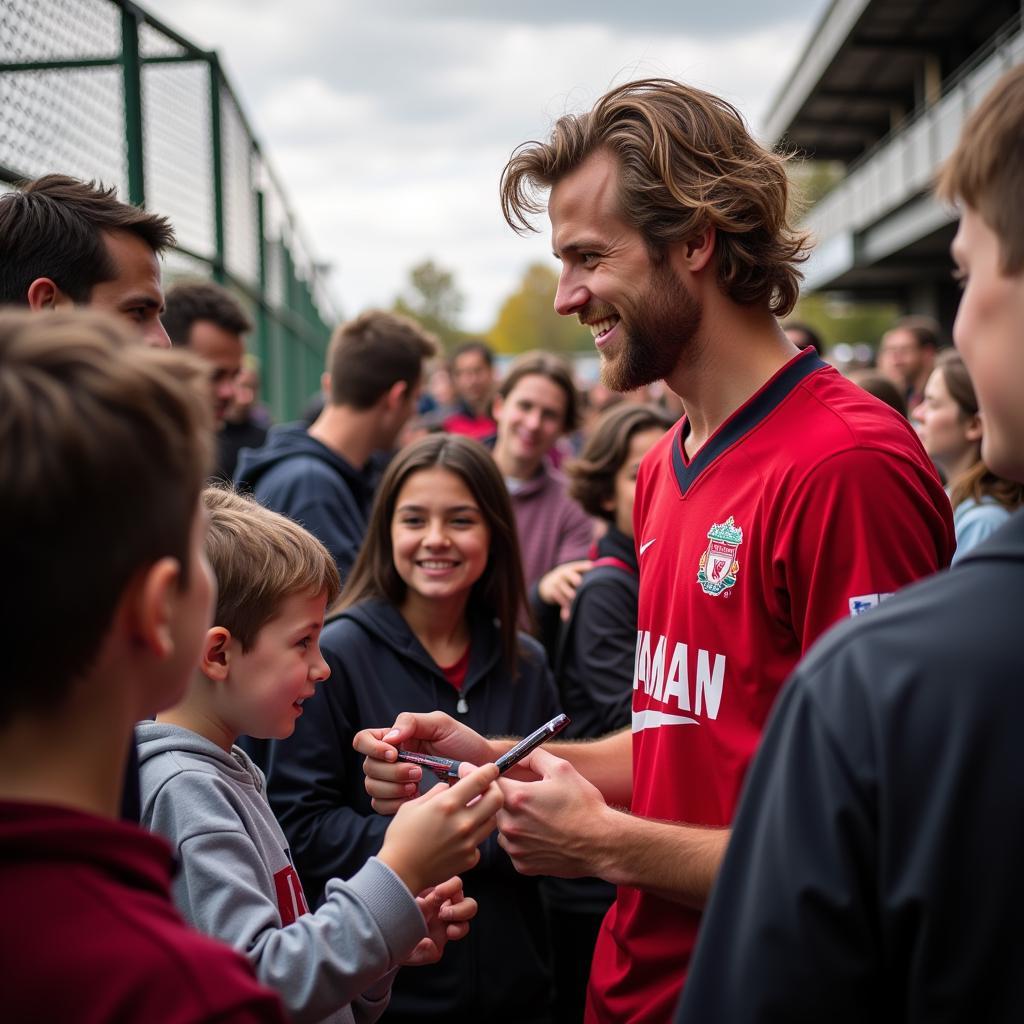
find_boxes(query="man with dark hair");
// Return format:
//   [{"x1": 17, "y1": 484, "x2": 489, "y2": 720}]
[
  {"x1": 0, "y1": 174, "x2": 175, "y2": 348},
  {"x1": 235, "y1": 309, "x2": 436, "y2": 581},
  {"x1": 164, "y1": 280, "x2": 253, "y2": 428},
  {"x1": 678, "y1": 64, "x2": 1024, "y2": 1023},
  {"x1": 444, "y1": 339, "x2": 497, "y2": 439},
  {"x1": 355, "y1": 78, "x2": 954, "y2": 1023},
  {"x1": 878, "y1": 315, "x2": 942, "y2": 413}
]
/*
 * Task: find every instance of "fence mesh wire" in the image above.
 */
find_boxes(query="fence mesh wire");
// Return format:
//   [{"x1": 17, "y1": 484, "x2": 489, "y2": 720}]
[{"x1": 0, "y1": 0, "x2": 335, "y2": 419}]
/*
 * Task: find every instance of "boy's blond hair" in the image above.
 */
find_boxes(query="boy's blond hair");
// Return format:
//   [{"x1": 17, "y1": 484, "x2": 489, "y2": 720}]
[
  {"x1": 937, "y1": 64, "x2": 1024, "y2": 274},
  {"x1": 202, "y1": 487, "x2": 340, "y2": 650}
]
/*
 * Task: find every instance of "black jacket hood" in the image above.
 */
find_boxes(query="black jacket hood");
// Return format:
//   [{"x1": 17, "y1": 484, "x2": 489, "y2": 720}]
[{"x1": 234, "y1": 422, "x2": 366, "y2": 495}]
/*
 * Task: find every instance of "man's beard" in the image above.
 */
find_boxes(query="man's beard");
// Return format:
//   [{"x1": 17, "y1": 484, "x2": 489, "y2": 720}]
[{"x1": 600, "y1": 262, "x2": 702, "y2": 393}]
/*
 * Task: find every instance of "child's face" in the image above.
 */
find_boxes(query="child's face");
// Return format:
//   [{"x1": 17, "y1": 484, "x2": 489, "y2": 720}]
[
  {"x1": 391, "y1": 467, "x2": 490, "y2": 607},
  {"x1": 951, "y1": 205, "x2": 1024, "y2": 483},
  {"x1": 224, "y1": 589, "x2": 330, "y2": 740},
  {"x1": 609, "y1": 426, "x2": 666, "y2": 537}
]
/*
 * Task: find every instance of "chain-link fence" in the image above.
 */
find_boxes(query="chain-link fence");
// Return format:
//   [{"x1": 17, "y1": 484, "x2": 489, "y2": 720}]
[{"x1": 0, "y1": 0, "x2": 336, "y2": 420}]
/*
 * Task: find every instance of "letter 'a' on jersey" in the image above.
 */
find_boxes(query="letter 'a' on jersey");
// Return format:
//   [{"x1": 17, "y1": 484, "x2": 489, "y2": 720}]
[{"x1": 586, "y1": 349, "x2": 955, "y2": 1024}]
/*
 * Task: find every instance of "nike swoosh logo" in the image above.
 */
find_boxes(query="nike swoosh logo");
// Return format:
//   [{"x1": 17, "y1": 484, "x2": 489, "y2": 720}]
[
  {"x1": 632, "y1": 709, "x2": 699, "y2": 732},
  {"x1": 639, "y1": 539, "x2": 657, "y2": 555}
]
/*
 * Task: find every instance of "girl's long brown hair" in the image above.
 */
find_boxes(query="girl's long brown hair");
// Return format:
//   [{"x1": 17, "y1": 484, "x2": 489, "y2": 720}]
[
  {"x1": 937, "y1": 350, "x2": 1024, "y2": 512},
  {"x1": 335, "y1": 434, "x2": 528, "y2": 671}
]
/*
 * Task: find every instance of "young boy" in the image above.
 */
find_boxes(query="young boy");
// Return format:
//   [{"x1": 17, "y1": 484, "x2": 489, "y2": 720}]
[
  {"x1": 677, "y1": 64, "x2": 1024, "y2": 1022},
  {"x1": 138, "y1": 487, "x2": 502, "y2": 1024},
  {"x1": 0, "y1": 310, "x2": 286, "y2": 1022}
]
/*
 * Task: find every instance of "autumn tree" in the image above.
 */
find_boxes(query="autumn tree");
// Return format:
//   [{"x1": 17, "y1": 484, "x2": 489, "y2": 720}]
[
  {"x1": 488, "y1": 263, "x2": 592, "y2": 355},
  {"x1": 393, "y1": 259, "x2": 466, "y2": 351}
]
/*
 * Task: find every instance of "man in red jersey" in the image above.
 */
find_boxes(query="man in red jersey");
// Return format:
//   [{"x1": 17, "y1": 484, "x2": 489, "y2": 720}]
[
  {"x1": 354, "y1": 78, "x2": 954, "y2": 1024},
  {"x1": 677, "y1": 63, "x2": 1024, "y2": 1024}
]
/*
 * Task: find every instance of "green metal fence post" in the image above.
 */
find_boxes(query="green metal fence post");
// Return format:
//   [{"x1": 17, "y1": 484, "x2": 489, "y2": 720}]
[
  {"x1": 255, "y1": 185, "x2": 271, "y2": 405},
  {"x1": 120, "y1": 5, "x2": 145, "y2": 206},
  {"x1": 282, "y1": 241, "x2": 297, "y2": 417},
  {"x1": 208, "y1": 53, "x2": 226, "y2": 284}
]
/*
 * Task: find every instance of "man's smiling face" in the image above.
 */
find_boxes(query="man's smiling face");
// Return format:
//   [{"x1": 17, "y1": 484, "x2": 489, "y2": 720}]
[{"x1": 549, "y1": 148, "x2": 701, "y2": 393}]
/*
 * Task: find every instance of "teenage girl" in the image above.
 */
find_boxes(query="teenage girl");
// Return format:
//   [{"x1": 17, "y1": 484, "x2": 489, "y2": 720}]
[
  {"x1": 543, "y1": 401, "x2": 674, "y2": 1022},
  {"x1": 262, "y1": 434, "x2": 560, "y2": 1024},
  {"x1": 915, "y1": 350, "x2": 1023, "y2": 563}
]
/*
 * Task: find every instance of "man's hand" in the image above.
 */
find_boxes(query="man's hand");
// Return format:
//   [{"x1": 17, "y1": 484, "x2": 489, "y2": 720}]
[
  {"x1": 353, "y1": 711, "x2": 499, "y2": 815},
  {"x1": 404, "y1": 876, "x2": 477, "y2": 967},
  {"x1": 495, "y1": 747, "x2": 613, "y2": 878},
  {"x1": 538, "y1": 559, "x2": 594, "y2": 621}
]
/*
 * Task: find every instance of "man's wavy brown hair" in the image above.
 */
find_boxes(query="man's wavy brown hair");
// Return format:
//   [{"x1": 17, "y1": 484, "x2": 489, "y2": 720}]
[{"x1": 501, "y1": 78, "x2": 811, "y2": 317}]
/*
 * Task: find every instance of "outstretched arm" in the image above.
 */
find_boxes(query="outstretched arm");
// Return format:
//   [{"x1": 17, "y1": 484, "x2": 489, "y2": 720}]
[
  {"x1": 496, "y1": 747, "x2": 725, "y2": 909},
  {"x1": 355, "y1": 713, "x2": 633, "y2": 813}
]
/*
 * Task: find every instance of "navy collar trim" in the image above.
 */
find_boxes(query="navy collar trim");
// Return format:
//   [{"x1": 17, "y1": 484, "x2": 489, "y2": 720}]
[{"x1": 671, "y1": 349, "x2": 827, "y2": 497}]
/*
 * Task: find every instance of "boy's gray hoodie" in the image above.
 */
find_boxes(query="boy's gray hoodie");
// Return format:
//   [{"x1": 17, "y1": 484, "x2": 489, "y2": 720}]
[{"x1": 136, "y1": 722, "x2": 426, "y2": 1024}]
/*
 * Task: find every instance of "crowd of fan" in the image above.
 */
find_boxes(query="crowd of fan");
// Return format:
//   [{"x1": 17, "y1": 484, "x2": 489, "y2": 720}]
[{"x1": 2, "y1": 65, "x2": 1024, "y2": 1024}]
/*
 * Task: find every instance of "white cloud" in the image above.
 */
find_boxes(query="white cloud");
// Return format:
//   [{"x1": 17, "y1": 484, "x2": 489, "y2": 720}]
[{"x1": 144, "y1": 0, "x2": 829, "y2": 329}]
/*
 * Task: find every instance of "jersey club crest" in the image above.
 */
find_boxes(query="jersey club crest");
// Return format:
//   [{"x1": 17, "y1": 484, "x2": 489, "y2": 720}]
[{"x1": 697, "y1": 516, "x2": 743, "y2": 596}]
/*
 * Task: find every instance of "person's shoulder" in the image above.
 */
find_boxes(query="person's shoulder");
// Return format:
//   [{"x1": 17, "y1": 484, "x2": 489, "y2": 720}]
[
  {"x1": 955, "y1": 496, "x2": 1012, "y2": 529},
  {"x1": 8, "y1": 818, "x2": 283, "y2": 1022},
  {"x1": 794, "y1": 367, "x2": 925, "y2": 462},
  {"x1": 122, "y1": 914, "x2": 283, "y2": 1022},
  {"x1": 577, "y1": 559, "x2": 636, "y2": 599},
  {"x1": 322, "y1": 601, "x2": 390, "y2": 646},
  {"x1": 514, "y1": 630, "x2": 552, "y2": 676},
  {"x1": 796, "y1": 539, "x2": 1024, "y2": 712},
  {"x1": 258, "y1": 448, "x2": 349, "y2": 491},
  {"x1": 142, "y1": 752, "x2": 259, "y2": 843}
]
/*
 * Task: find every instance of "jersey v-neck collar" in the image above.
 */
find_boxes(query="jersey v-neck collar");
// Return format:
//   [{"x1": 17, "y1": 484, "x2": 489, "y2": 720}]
[{"x1": 671, "y1": 348, "x2": 827, "y2": 497}]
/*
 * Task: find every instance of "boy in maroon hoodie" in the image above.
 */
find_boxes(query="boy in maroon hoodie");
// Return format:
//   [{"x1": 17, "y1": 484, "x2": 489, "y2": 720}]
[{"x1": 0, "y1": 309, "x2": 285, "y2": 1023}]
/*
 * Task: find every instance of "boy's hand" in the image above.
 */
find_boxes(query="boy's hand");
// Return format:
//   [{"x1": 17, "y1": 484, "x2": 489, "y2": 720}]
[
  {"x1": 378, "y1": 762, "x2": 502, "y2": 896},
  {"x1": 403, "y1": 876, "x2": 477, "y2": 967},
  {"x1": 354, "y1": 712, "x2": 498, "y2": 815}
]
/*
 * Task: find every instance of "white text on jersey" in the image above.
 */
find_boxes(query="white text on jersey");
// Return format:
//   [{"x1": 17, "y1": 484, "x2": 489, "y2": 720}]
[{"x1": 633, "y1": 630, "x2": 726, "y2": 720}]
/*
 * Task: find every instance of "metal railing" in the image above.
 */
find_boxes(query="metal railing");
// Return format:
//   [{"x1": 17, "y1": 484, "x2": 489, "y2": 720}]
[
  {"x1": 798, "y1": 10, "x2": 1024, "y2": 291},
  {"x1": 0, "y1": 0, "x2": 337, "y2": 420}
]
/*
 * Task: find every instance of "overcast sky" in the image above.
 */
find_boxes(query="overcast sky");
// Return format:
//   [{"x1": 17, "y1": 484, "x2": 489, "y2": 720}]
[{"x1": 144, "y1": 0, "x2": 830, "y2": 331}]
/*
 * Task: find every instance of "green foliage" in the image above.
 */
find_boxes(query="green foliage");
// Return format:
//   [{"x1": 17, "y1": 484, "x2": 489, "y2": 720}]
[
  {"x1": 791, "y1": 293, "x2": 901, "y2": 351},
  {"x1": 392, "y1": 259, "x2": 466, "y2": 351},
  {"x1": 487, "y1": 263, "x2": 593, "y2": 355},
  {"x1": 787, "y1": 159, "x2": 845, "y2": 211}
]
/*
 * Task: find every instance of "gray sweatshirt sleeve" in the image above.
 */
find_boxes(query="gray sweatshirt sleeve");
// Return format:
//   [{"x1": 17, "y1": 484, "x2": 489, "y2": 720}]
[{"x1": 154, "y1": 777, "x2": 425, "y2": 1024}]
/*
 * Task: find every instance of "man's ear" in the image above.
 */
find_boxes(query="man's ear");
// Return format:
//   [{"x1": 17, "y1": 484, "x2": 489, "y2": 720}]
[
  {"x1": 385, "y1": 379, "x2": 409, "y2": 412},
  {"x1": 199, "y1": 627, "x2": 233, "y2": 681},
  {"x1": 965, "y1": 411, "x2": 984, "y2": 444},
  {"x1": 130, "y1": 557, "x2": 182, "y2": 658},
  {"x1": 26, "y1": 277, "x2": 70, "y2": 312},
  {"x1": 671, "y1": 226, "x2": 717, "y2": 276},
  {"x1": 320, "y1": 371, "x2": 331, "y2": 396}
]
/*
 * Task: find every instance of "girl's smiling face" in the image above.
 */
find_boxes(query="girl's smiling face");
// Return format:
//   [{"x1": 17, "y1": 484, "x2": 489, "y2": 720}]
[{"x1": 391, "y1": 466, "x2": 490, "y2": 606}]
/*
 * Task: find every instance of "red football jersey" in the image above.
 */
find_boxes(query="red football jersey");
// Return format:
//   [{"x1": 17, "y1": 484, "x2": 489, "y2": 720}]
[{"x1": 587, "y1": 349, "x2": 954, "y2": 1024}]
